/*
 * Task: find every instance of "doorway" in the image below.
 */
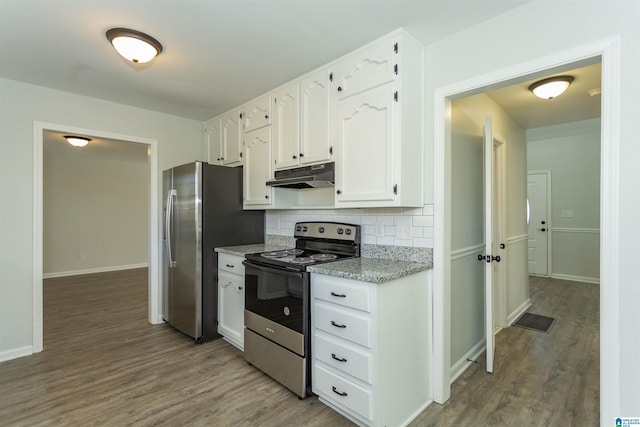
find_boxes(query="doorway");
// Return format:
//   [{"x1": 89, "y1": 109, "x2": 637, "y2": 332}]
[
  {"x1": 527, "y1": 171, "x2": 551, "y2": 277},
  {"x1": 32, "y1": 122, "x2": 161, "y2": 353},
  {"x1": 432, "y1": 38, "x2": 620, "y2": 423}
]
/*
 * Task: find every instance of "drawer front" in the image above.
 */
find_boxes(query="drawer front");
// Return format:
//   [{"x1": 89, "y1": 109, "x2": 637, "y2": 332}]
[
  {"x1": 314, "y1": 331, "x2": 372, "y2": 384},
  {"x1": 313, "y1": 363, "x2": 372, "y2": 421},
  {"x1": 218, "y1": 253, "x2": 244, "y2": 275},
  {"x1": 312, "y1": 276, "x2": 371, "y2": 312},
  {"x1": 313, "y1": 301, "x2": 371, "y2": 348}
]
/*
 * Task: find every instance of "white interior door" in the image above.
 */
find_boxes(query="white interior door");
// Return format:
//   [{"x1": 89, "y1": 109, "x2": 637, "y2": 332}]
[
  {"x1": 483, "y1": 117, "x2": 495, "y2": 374},
  {"x1": 527, "y1": 172, "x2": 549, "y2": 276}
]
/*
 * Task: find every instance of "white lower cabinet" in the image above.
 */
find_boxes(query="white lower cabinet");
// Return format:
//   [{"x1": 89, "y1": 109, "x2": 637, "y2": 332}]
[
  {"x1": 217, "y1": 253, "x2": 245, "y2": 350},
  {"x1": 311, "y1": 271, "x2": 432, "y2": 427}
]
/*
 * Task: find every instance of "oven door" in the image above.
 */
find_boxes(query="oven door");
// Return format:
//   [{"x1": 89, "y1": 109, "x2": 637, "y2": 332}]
[{"x1": 243, "y1": 261, "x2": 309, "y2": 356}]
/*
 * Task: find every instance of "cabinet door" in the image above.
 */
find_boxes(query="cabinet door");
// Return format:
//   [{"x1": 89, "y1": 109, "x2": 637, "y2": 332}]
[
  {"x1": 300, "y1": 68, "x2": 333, "y2": 165},
  {"x1": 218, "y1": 270, "x2": 245, "y2": 350},
  {"x1": 243, "y1": 126, "x2": 273, "y2": 207},
  {"x1": 205, "y1": 117, "x2": 222, "y2": 165},
  {"x1": 220, "y1": 110, "x2": 242, "y2": 165},
  {"x1": 334, "y1": 38, "x2": 397, "y2": 100},
  {"x1": 243, "y1": 94, "x2": 272, "y2": 133},
  {"x1": 335, "y1": 84, "x2": 396, "y2": 205},
  {"x1": 272, "y1": 83, "x2": 300, "y2": 170}
]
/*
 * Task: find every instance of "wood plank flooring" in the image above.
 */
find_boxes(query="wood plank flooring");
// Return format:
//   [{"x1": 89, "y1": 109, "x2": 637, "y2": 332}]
[
  {"x1": 412, "y1": 275, "x2": 599, "y2": 426},
  {"x1": 0, "y1": 272, "x2": 598, "y2": 426}
]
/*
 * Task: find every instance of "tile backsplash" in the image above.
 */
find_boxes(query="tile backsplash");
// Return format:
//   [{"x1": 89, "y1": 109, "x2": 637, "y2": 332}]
[{"x1": 265, "y1": 204, "x2": 434, "y2": 248}]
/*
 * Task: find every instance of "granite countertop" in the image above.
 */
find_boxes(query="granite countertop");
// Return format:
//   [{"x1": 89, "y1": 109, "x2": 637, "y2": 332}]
[
  {"x1": 307, "y1": 257, "x2": 429, "y2": 284},
  {"x1": 214, "y1": 243, "x2": 289, "y2": 257}
]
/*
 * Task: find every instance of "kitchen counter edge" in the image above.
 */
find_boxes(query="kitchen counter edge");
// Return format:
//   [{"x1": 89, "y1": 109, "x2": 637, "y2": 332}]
[
  {"x1": 307, "y1": 257, "x2": 430, "y2": 284},
  {"x1": 215, "y1": 243, "x2": 289, "y2": 257}
]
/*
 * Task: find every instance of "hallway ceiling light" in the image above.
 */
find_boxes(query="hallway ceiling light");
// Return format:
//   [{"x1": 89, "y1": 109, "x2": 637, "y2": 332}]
[
  {"x1": 528, "y1": 76, "x2": 574, "y2": 99},
  {"x1": 106, "y1": 28, "x2": 163, "y2": 64},
  {"x1": 64, "y1": 135, "x2": 91, "y2": 147}
]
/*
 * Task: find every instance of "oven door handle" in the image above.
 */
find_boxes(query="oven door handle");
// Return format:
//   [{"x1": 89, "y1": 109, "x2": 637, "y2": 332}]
[{"x1": 242, "y1": 260, "x2": 304, "y2": 279}]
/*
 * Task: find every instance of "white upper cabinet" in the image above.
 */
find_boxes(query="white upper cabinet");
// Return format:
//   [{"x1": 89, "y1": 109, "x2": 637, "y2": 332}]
[
  {"x1": 220, "y1": 109, "x2": 243, "y2": 166},
  {"x1": 299, "y1": 67, "x2": 333, "y2": 166},
  {"x1": 243, "y1": 94, "x2": 272, "y2": 133},
  {"x1": 243, "y1": 126, "x2": 273, "y2": 208},
  {"x1": 205, "y1": 117, "x2": 222, "y2": 165},
  {"x1": 333, "y1": 29, "x2": 424, "y2": 208},
  {"x1": 272, "y1": 83, "x2": 300, "y2": 170},
  {"x1": 335, "y1": 84, "x2": 395, "y2": 204},
  {"x1": 333, "y1": 38, "x2": 397, "y2": 101}
]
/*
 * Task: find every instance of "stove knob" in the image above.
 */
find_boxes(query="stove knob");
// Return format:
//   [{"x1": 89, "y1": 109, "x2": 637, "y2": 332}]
[
  {"x1": 318, "y1": 227, "x2": 325, "y2": 233},
  {"x1": 345, "y1": 229, "x2": 352, "y2": 235},
  {"x1": 296, "y1": 226, "x2": 302, "y2": 232},
  {"x1": 337, "y1": 228, "x2": 344, "y2": 234},
  {"x1": 302, "y1": 226, "x2": 308, "y2": 232}
]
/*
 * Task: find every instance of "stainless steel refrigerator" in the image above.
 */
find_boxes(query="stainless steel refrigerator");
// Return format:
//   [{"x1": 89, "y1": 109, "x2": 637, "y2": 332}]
[{"x1": 163, "y1": 161, "x2": 264, "y2": 342}]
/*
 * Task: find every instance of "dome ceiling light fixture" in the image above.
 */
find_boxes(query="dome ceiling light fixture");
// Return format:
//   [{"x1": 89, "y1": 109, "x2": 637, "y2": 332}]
[
  {"x1": 64, "y1": 135, "x2": 91, "y2": 148},
  {"x1": 528, "y1": 75, "x2": 575, "y2": 99},
  {"x1": 106, "y1": 27, "x2": 163, "y2": 64}
]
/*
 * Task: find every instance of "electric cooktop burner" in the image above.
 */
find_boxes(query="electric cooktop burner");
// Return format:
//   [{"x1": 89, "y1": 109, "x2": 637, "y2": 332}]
[
  {"x1": 261, "y1": 250, "x2": 289, "y2": 258},
  {"x1": 310, "y1": 253, "x2": 337, "y2": 261},
  {"x1": 290, "y1": 257, "x2": 315, "y2": 264}
]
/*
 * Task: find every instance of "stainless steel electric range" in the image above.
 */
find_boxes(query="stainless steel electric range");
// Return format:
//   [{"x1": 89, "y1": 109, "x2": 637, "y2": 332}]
[{"x1": 243, "y1": 222, "x2": 361, "y2": 398}]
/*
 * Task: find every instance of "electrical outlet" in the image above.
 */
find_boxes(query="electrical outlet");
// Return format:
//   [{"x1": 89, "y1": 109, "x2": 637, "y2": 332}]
[{"x1": 561, "y1": 210, "x2": 575, "y2": 218}]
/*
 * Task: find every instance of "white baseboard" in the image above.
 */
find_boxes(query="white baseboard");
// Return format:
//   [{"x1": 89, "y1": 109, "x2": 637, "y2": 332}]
[
  {"x1": 0, "y1": 346, "x2": 33, "y2": 362},
  {"x1": 507, "y1": 298, "x2": 532, "y2": 325},
  {"x1": 550, "y1": 273, "x2": 600, "y2": 285},
  {"x1": 43, "y1": 263, "x2": 148, "y2": 279},
  {"x1": 450, "y1": 338, "x2": 485, "y2": 385}
]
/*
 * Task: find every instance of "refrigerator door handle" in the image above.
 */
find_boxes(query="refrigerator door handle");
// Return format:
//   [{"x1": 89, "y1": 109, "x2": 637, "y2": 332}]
[{"x1": 165, "y1": 189, "x2": 177, "y2": 268}]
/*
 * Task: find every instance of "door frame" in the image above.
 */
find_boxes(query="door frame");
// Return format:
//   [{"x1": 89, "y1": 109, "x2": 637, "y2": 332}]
[
  {"x1": 432, "y1": 36, "x2": 620, "y2": 424},
  {"x1": 32, "y1": 122, "x2": 161, "y2": 353},
  {"x1": 493, "y1": 134, "x2": 507, "y2": 329},
  {"x1": 527, "y1": 170, "x2": 552, "y2": 277}
]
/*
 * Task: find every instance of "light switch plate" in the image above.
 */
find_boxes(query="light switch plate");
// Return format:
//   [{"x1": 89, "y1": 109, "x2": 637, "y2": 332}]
[{"x1": 561, "y1": 210, "x2": 575, "y2": 218}]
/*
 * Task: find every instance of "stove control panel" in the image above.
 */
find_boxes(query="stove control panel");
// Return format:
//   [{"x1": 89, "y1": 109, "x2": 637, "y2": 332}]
[{"x1": 294, "y1": 222, "x2": 360, "y2": 243}]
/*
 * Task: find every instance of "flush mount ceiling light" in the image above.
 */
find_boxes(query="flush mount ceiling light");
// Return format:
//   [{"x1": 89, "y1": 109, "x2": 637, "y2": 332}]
[
  {"x1": 106, "y1": 28, "x2": 163, "y2": 64},
  {"x1": 64, "y1": 135, "x2": 91, "y2": 148},
  {"x1": 528, "y1": 75, "x2": 575, "y2": 99}
]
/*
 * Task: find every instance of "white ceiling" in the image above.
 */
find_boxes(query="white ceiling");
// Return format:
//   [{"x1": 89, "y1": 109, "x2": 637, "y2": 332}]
[
  {"x1": 2, "y1": 0, "x2": 601, "y2": 155},
  {"x1": 1, "y1": 0, "x2": 533, "y2": 121}
]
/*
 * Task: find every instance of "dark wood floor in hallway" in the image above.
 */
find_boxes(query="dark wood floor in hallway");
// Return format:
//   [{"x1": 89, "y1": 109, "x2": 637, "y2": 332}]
[
  {"x1": 0, "y1": 271, "x2": 598, "y2": 426},
  {"x1": 414, "y1": 275, "x2": 600, "y2": 426}
]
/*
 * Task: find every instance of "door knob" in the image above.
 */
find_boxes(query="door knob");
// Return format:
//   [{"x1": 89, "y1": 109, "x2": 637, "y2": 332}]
[
  {"x1": 537, "y1": 228, "x2": 546, "y2": 232},
  {"x1": 541, "y1": 220, "x2": 546, "y2": 224}
]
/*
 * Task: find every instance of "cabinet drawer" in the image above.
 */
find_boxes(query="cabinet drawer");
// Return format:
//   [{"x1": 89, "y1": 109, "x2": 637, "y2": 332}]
[
  {"x1": 314, "y1": 301, "x2": 371, "y2": 348},
  {"x1": 314, "y1": 331, "x2": 372, "y2": 384},
  {"x1": 313, "y1": 363, "x2": 372, "y2": 421},
  {"x1": 218, "y1": 253, "x2": 244, "y2": 275},
  {"x1": 312, "y1": 276, "x2": 371, "y2": 312}
]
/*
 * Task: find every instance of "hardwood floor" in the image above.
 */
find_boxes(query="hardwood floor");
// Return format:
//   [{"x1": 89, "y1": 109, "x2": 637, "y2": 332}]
[
  {"x1": 0, "y1": 272, "x2": 598, "y2": 426},
  {"x1": 412, "y1": 275, "x2": 600, "y2": 426}
]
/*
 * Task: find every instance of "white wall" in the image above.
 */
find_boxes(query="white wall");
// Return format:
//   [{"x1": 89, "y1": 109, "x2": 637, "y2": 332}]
[
  {"x1": 423, "y1": 0, "x2": 640, "y2": 416},
  {"x1": 527, "y1": 119, "x2": 600, "y2": 282},
  {"x1": 0, "y1": 77, "x2": 204, "y2": 360},
  {"x1": 43, "y1": 145, "x2": 149, "y2": 276}
]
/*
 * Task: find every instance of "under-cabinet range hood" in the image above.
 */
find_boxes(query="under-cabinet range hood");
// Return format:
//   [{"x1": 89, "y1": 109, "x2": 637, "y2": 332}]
[{"x1": 266, "y1": 162, "x2": 334, "y2": 189}]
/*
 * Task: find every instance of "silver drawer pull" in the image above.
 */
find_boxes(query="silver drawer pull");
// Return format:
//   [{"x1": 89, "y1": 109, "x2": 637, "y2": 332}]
[
  {"x1": 226, "y1": 264, "x2": 234, "y2": 268},
  {"x1": 331, "y1": 320, "x2": 346, "y2": 329},
  {"x1": 331, "y1": 353, "x2": 347, "y2": 362},
  {"x1": 332, "y1": 386, "x2": 348, "y2": 397},
  {"x1": 330, "y1": 291, "x2": 346, "y2": 298}
]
